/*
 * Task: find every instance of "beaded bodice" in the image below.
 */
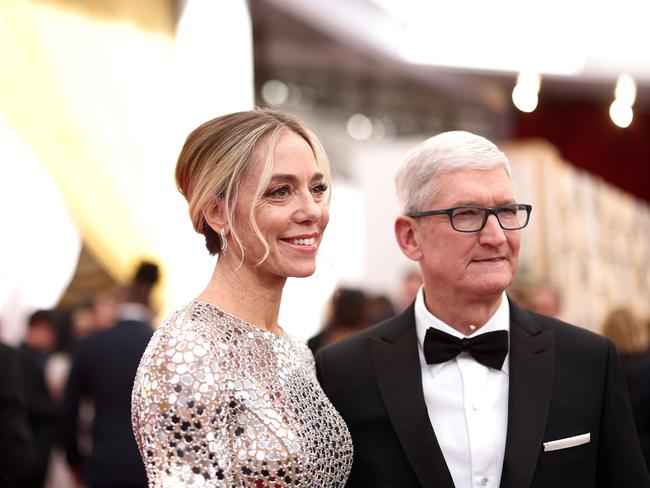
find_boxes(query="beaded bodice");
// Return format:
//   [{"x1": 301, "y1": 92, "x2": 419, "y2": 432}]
[{"x1": 132, "y1": 301, "x2": 352, "y2": 487}]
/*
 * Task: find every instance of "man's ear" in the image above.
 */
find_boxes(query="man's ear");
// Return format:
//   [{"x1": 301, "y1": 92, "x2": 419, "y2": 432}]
[
  {"x1": 395, "y1": 216, "x2": 423, "y2": 261},
  {"x1": 203, "y1": 196, "x2": 227, "y2": 233}
]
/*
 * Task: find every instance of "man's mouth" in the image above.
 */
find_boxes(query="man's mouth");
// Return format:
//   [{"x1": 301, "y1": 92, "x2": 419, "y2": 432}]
[{"x1": 474, "y1": 257, "x2": 505, "y2": 263}]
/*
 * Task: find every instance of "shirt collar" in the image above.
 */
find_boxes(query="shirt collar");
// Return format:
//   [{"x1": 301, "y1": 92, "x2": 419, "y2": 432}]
[
  {"x1": 414, "y1": 287, "x2": 510, "y2": 375},
  {"x1": 117, "y1": 302, "x2": 154, "y2": 323}
]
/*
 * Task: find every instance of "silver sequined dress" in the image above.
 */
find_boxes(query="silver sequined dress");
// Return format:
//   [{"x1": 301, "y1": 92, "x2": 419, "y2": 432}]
[{"x1": 132, "y1": 301, "x2": 353, "y2": 487}]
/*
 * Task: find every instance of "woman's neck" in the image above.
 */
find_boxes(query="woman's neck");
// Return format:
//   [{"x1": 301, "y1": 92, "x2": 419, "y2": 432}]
[{"x1": 198, "y1": 258, "x2": 286, "y2": 334}]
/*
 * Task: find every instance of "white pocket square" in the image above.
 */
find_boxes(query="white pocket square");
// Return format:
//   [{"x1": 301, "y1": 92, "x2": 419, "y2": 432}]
[{"x1": 543, "y1": 433, "x2": 590, "y2": 452}]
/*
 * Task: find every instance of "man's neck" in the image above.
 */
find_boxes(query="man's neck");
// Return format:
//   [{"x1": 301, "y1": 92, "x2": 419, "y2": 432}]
[{"x1": 423, "y1": 290, "x2": 503, "y2": 336}]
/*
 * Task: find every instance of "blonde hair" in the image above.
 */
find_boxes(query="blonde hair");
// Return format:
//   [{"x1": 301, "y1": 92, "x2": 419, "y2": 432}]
[
  {"x1": 175, "y1": 108, "x2": 330, "y2": 262},
  {"x1": 602, "y1": 307, "x2": 649, "y2": 355}
]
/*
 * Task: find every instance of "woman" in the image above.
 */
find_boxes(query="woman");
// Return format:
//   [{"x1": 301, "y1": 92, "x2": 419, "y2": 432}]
[
  {"x1": 132, "y1": 109, "x2": 352, "y2": 487},
  {"x1": 307, "y1": 287, "x2": 370, "y2": 353},
  {"x1": 602, "y1": 307, "x2": 650, "y2": 393},
  {"x1": 602, "y1": 307, "x2": 650, "y2": 466}
]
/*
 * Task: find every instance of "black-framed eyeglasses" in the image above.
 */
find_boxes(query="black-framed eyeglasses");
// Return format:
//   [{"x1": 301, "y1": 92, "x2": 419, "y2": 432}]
[{"x1": 408, "y1": 204, "x2": 532, "y2": 233}]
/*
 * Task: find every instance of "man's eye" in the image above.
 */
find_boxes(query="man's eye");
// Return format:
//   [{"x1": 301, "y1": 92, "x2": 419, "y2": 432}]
[
  {"x1": 455, "y1": 208, "x2": 480, "y2": 218},
  {"x1": 497, "y1": 206, "x2": 517, "y2": 216}
]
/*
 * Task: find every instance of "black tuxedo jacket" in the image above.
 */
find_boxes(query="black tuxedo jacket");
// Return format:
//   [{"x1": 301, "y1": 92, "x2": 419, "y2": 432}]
[
  {"x1": 315, "y1": 299, "x2": 650, "y2": 488},
  {"x1": 0, "y1": 343, "x2": 36, "y2": 487},
  {"x1": 63, "y1": 319, "x2": 152, "y2": 487}
]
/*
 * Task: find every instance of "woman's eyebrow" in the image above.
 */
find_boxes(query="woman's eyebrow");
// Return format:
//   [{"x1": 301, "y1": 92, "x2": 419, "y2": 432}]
[{"x1": 268, "y1": 172, "x2": 324, "y2": 183}]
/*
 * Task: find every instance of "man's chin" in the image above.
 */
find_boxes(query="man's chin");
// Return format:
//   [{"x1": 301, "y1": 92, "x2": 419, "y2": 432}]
[{"x1": 469, "y1": 277, "x2": 512, "y2": 297}]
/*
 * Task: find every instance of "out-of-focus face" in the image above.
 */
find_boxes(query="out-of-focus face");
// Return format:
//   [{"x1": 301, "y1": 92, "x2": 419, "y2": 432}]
[
  {"x1": 28, "y1": 321, "x2": 57, "y2": 353},
  {"x1": 531, "y1": 285, "x2": 560, "y2": 317},
  {"x1": 94, "y1": 294, "x2": 118, "y2": 329},
  {"x1": 407, "y1": 167, "x2": 521, "y2": 302},
  {"x1": 232, "y1": 130, "x2": 329, "y2": 281}
]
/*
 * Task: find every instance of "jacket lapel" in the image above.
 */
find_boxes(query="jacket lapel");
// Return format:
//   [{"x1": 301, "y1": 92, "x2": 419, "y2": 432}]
[
  {"x1": 500, "y1": 299, "x2": 556, "y2": 488},
  {"x1": 368, "y1": 306, "x2": 455, "y2": 488}
]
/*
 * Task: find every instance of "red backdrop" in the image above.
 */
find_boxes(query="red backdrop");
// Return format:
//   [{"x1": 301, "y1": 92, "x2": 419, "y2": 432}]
[{"x1": 515, "y1": 100, "x2": 650, "y2": 204}]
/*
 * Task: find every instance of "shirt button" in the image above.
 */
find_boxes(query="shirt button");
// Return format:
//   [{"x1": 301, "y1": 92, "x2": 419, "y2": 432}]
[
  {"x1": 472, "y1": 402, "x2": 480, "y2": 411},
  {"x1": 480, "y1": 478, "x2": 489, "y2": 486}
]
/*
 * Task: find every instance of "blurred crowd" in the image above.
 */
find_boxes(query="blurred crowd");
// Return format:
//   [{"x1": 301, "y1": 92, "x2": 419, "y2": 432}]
[
  {"x1": 0, "y1": 261, "x2": 159, "y2": 488},
  {"x1": 2, "y1": 265, "x2": 649, "y2": 487}
]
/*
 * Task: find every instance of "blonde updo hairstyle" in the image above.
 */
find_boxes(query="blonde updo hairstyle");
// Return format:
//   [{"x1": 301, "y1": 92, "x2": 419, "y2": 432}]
[{"x1": 175, "y1": 108, "x2": 331, "y2": 263}]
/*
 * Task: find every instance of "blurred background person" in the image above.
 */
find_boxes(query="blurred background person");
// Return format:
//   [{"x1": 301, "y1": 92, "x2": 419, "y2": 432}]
[
  {"x1": 506, "y1": 281, "x2": 535, "y2": 310},
  {"x1": 601, "y1": 307, "x2": 650, "y2": 393},
  {"x1": 17, "y1": 310, "x2": 60, "y2": 488},
  {"x1": 529, "y1": 282, "x2": 562, "y2": 319},
  {"x1": 367, "y1": 293, "x2": 397, "y2": 324},
  {"x1": 116, "y1": 261, "x2": 159, "y2": 324},
  {"x1": 602, "y1": 306, "x2": 650, "y2": 467},
  {"x1": 46, "y1": 296, "x2": 118, "y2": 488},
  {"x1": 397, "y1": 269, "x2": 423, "y2": 311},
  {"x1": 0, "y1": 337, "x2": 37, "y2": 487},
  {"x1": 308, "y1": 287, "x2": 370, "y2": 352},
  {"x1": 63, "y1": 261, "x2": 158, "y2": 488},
  {"x1": 91, "y1": 291, "x2": 119, "y2": 332}
]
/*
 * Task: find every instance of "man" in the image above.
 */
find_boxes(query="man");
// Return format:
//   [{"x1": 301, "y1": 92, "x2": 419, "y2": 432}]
[
  {"x1": 315, "y1": 131, "x2": 649, "y2": 487},
  {"x1": 63, "y1": 262, "x2": 158, "y2": 488},
  {"x1": 18, "y1": 310, "x2": 60, "y2": 488},
  {"x1": 0, "y1": 341, "x2": 36, "y2": 487},
  {"x1": 530, "y1": 282, "x2": 562, "y2": 319}
]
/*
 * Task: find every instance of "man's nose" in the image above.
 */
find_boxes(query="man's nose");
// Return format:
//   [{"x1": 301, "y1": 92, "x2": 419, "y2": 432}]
[{"x1": 478, "y1": 213, "x2": 507, "y2": 244}]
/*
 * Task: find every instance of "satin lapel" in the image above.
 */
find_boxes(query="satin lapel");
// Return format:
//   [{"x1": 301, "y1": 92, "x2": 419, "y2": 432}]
[
  {"x1": 500, "y1": 300, "x2": 555, "y2": 488},
  {"x1": 368, "y1": 307, "x2": 455, "y2": 488}
]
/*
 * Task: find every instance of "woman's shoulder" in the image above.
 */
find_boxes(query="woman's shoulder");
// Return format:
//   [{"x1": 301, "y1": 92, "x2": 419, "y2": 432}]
[
  {"x1": 133, "y1": 302, "x2": 238, "y2": 405},
  {"x1": 282, "y1": 334, "x2": 316, "y2": 369},
  {"x1": 138, "y1": 302, "x2": 232, "y2": 371},
  {"x1": 152, "y1": 301, "x2": 233, "y2": 346}
]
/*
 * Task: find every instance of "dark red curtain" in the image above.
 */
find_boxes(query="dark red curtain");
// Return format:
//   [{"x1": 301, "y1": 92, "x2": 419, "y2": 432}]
[{"x1": 515, "y1": 100, "x2": 650, "y2": 204}]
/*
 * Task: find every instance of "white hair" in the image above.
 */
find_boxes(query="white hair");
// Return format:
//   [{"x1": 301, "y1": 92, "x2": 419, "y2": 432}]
[{"x1": 394, "y1": 131, "x2": 512, "y2": 214}]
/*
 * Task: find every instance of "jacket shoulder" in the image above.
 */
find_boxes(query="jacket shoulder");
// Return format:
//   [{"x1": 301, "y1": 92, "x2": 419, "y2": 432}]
[
  {"x1": 522, "y1": 308, "x2": 611, "y2": 355},
  {"x1": 317, "y1": 307, "x2": 414, "y2": 361}
]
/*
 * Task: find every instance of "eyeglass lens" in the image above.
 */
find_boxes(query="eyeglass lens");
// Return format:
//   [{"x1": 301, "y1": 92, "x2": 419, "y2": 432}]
[{"x1": 451, "y1": 206, "x2": 528, "y2": 231}]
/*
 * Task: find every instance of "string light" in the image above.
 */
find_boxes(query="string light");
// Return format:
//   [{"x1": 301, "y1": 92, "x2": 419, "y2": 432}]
[
  {"x1": 610, "y1": 73, "x2": 636, "y2": 128},
  {"x1": 512, "y1": 72, "x2": 541, "y2": 113},
  {"x1": 347, "y1": 113, "x2": 373, "y2": 140}
]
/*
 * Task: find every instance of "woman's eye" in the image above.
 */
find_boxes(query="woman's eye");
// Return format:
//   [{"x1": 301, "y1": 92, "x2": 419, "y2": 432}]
[
  {"x1": 311, "y1": 183, "x2": 328, "y2": 195},
  {"x1": 268, "y1": 186, "x2": 291, "y2": 198}
]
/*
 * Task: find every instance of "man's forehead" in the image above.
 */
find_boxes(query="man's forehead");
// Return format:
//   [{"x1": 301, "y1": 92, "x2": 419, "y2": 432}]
[
  {"x1": 431, "y1": 168, "x2": 515, "y2": 205},
  {"x1": 436, "y1": 165, "x2": 510, "y2": 180}
]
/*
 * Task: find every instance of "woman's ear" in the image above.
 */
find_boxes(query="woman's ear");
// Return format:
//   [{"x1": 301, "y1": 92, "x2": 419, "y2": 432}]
[
  {"x1": 395, "y1": 216, "x2": 423, "y2": 261},
  {"x1": 203, "y1": 196, "x2": 227, "y2": 233}
]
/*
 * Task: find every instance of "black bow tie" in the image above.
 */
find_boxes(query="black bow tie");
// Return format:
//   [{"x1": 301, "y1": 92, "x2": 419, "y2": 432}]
[{"x1": 423, "y1": 327, "x2": 508, "y2": 370}]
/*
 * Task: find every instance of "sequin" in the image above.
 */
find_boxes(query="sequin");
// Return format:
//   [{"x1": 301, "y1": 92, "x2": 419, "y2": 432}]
[{"x1": 132, "y1": 301, "x2": 352, "y2": 487}]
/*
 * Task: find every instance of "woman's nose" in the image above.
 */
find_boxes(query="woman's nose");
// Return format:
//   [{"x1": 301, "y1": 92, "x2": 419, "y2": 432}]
[{"x1": 294, "y1": 192, "x2": 323, "y2": 223}]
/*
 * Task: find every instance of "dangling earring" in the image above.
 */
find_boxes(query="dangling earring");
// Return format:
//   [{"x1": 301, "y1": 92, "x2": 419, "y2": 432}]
[{"x1": 219, "y1": 228, "x2": 228, "y2": 255}]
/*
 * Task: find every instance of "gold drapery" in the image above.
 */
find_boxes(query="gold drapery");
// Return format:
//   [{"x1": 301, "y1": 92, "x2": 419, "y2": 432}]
[
  {"x1": 0, "y1": 0, "x2": 179, "y2": 281},
  {"x1": 1, "y1": 0, "x2": 254, "y2": 318}
]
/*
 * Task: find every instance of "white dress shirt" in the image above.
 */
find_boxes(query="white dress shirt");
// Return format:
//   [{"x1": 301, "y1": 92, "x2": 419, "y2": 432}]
[{"x1": 415, "y1": 289, "x2": 510, "y2": 488}]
